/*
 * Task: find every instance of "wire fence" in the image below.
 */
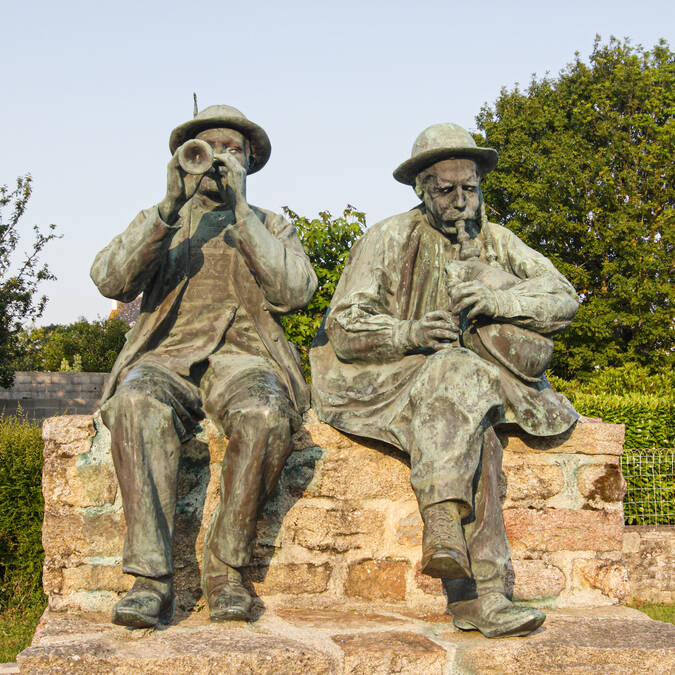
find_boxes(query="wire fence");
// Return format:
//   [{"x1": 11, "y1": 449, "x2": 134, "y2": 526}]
[{"x1": 622, "y1": 448, "x2": 674, "y2": 525}]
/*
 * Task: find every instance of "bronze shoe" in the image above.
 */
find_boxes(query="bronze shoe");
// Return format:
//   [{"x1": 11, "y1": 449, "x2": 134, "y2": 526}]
[
  {"x1": 205, "y1": 565, "x2": 252, "y2": 622},
  {"x1": 112, "y1": 576, "x2": 174, "y2": 628},
  {"x1": 449, "y1": 591, "x2": 546, "y2": 638},
  {"x1": 421, "y1": 502, "x2": 471, "y2": 579}
]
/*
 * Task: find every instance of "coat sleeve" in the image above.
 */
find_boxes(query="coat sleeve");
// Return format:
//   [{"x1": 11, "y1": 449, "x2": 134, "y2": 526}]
[
  {"x1": 491, "y1": 226, "x2": 579, "y2": 334},
  {"x1": 227, "y1": 210, "x2": 317, "y2": 312},
  {"x1": 324, "y1": 227, "x2": 414, "y2": 363},
  {"x1": 90, "y1": 206, "x2": 179, "y2": 303}
]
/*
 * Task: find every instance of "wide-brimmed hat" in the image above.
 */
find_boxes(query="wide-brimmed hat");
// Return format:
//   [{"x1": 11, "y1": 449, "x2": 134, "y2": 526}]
[
  {"x1": 393, "y1": 123, "x2": 498, "y2": 185},
  {"x1": 169, "y1": 104, "x2": 271, "y2": 174}
]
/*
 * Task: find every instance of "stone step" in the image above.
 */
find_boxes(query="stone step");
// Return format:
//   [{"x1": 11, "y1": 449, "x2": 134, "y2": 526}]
[{"x1": 17, "y1": 605, "x2": 674, "y2": 674}]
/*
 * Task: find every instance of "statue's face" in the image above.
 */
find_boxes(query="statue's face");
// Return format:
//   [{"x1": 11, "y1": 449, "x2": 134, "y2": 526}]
[
  {"x1": 417, "y1": 158, "x2": 481, "y2": 234},
  {"x1": 195, "y1": 127, "x2": 250, "y2": 198}
]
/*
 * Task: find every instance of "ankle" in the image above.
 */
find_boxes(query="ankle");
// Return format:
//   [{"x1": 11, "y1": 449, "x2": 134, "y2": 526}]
[
  {"x1": 424, "y1": 500, "x2": 462, "y2": 522},
  {"x1": 133, "y1": 574, "x2": 172, "y2": 596}
]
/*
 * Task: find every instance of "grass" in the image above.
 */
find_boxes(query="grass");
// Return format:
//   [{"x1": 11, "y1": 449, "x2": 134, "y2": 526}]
[
  {"x1": 629, "y1": 601, "x2": 675, "y2": 625},
  {"x1": 0, "y1": 601, "x2": 45, "y2": 663}
]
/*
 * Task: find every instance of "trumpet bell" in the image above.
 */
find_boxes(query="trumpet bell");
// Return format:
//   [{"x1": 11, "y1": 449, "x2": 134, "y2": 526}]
[{"x1": 177, "y1": 139, "x2": 214, "y2": 175}]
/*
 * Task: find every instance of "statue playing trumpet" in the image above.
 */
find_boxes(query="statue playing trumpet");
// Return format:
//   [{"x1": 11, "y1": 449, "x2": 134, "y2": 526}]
[{"x1": 91, "y1": 104, "x2": 317, "y2": 627}]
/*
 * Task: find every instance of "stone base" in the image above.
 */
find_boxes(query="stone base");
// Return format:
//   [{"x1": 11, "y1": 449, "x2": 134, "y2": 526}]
[
  {"x1": 41, "y1": 414, "x2": 628, "y2": 617},
  {"x1": 18, "y1": 605, "x2": 675, "y2": 674}
]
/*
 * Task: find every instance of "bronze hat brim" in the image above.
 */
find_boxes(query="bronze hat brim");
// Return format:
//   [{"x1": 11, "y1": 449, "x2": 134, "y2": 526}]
[
  {"x1": 169, "y1": 115, "x2": 271, "y2": 174},
  {"x1": 393, "y1": 147, "x2": 498, "y2": 185}
]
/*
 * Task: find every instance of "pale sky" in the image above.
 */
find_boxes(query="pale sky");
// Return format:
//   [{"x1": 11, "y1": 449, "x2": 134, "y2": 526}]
[{"x1": 1, "y1": 0, "x2": 672, "y2": 326}]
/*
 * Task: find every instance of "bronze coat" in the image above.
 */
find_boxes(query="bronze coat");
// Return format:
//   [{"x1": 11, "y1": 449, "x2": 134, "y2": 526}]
[
  {"x1": 91, "y1": 202, "x2": 317, "y2": 411},
  {"x1": 310, "y1": 207, "x2": 579, "y2": 446}
]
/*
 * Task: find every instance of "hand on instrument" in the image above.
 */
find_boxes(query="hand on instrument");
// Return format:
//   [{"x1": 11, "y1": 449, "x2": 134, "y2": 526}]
[
  {"x1": 410, "y1": 310, "x2": 460, "y2": 351},
  {"x1": 216, "y1": 151, "x2": 247, "y2": 204},
  {"x1": 451, "y1": 281, "x2": 499, "y2": 321},
  {"x1": 158, "y1": 150, "x2": 205, "y2": 224}
]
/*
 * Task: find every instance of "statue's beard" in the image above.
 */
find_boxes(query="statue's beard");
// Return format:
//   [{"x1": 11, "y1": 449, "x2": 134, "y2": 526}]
[{"x1": 431, "y1": 213, "x2": 480, "y2": 238}]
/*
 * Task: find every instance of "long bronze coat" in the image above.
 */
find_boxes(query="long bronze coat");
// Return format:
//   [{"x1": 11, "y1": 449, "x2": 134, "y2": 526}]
[{"x1": 310, "y1": 206, "x2": 579, "y2": 448}]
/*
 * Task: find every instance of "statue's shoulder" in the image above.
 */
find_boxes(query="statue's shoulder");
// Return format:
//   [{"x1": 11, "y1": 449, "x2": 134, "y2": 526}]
[
  {"x1": 484, "y1": 220, "x2": 523, "y2": 251},
  {"x1": 249, "y1": 204, "x2": 278, "y2": 222},
  {"x1": 360, "y1": 207, "x2": 425, "y2": 246}
]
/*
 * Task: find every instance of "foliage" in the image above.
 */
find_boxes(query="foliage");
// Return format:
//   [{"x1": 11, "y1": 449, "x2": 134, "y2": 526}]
[
  {"x1": 566, "y1": 392, "x2": 673, "y2": 448},
  {"x1": 548, "y1": 364, "x2": 673, "y2": 448},
  {"x1": 0, "y1": 603, "x2": 45, "y2": 662},
  {"x1": 15, "y1": 318, "x2": 130, "y2": 373},
  {"x1": 0, "y1": 414, "x2": 45, "y2": 612},
  {"x1": 0, "y1": 175, "x2": 58, "y2": 388},
  {"x1": 476, "y1": 37, "x2": 674, "y2": 379},
  {"x1": 281, "y1": 206, "x2": 365, "y2": 374},
  {"x1": 548, "y1": 363, "x2": 674, "y2": 397}
]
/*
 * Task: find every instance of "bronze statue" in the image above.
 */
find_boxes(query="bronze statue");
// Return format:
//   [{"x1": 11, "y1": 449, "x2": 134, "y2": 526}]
[
  {"x1": 91, "y1": 104, "x2": 317, "y2": 627},
  {"x1": 310, "y1": 123, "x2": 579, "y2": 638}
]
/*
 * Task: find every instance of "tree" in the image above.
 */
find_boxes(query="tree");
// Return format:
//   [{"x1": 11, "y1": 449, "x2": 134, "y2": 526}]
[
  {"x1": 15, "y1": 318, "x2": 130, "y2": 373},
  {"x1": 0, "y1": 175, "x2": 58, "y2": 387},
  {"x1": 281, "y1": 206, "x2": 365, "y2": 375},
  {"x1": 475, "y1": 37, "x2": 674, "y2": 380}
]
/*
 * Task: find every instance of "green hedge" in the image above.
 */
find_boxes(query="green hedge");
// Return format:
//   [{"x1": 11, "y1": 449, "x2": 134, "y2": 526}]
[
  {"x1": 0, "y1": 415, "x2": 46, "y2": 612},
  {"x1": 570, "y1": 393, "x2": 674, "y2": 449}
]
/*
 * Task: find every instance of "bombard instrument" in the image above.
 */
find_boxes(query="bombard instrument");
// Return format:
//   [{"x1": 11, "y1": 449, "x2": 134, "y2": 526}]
[{"x1": 177, "y1": 139, "x2": 216, "y2": 175}]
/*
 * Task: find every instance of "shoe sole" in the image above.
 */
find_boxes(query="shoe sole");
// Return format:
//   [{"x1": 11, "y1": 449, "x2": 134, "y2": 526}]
[
  {"x1": 210, "y1": 607, "x2": 250, "y2": 622},
  {"x1": 112, "y1": 600, "x2": 174, "y2": 629},
  {"x1": 421, "y1": 551, "x2": 471, "y2": 579},
  {"x1": 453, "y1": 613, "x2": 545, "y2": 638}
]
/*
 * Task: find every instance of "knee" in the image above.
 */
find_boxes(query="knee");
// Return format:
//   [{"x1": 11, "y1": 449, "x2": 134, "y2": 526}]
[
  {"x1": 101, "y1": 386, "x2": 173, "y2": 428},
  {"x1": 228, "y1": 401, "x2": 293, "y2": 436},
  {"x1": 412, "y1": 348, "x2": 502, "y2": 402}
]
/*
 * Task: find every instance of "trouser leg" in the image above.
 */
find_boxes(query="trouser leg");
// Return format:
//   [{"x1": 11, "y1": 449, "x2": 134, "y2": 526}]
[
  {"x1": 407, "y1": 348, "x2": 503, "y2": 514},
  {"x1": 100, "y1": 363, "x2": 201, "y2": 578},
  {"x1": 201, "y1": 358, "x2": 300, "y2": 568},
  {"x1": 402, "y1": 348, "x2": 511, "y2": 600},
  {"x1": 444, "y1": 426, "x2": 511, "y2": 602}
]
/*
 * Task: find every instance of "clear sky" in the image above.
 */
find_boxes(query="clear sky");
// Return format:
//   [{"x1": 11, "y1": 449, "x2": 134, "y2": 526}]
[{"x1": 1, "y1": 0, "x2": 672, "y2": 326}]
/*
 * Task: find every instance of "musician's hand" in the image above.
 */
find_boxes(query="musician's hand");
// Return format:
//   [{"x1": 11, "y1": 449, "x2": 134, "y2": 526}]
[
  {"x1": 158, "y1": 149, "x2": 204, "y2": 224},
  {"x1": 410, "y1": 310, "x2": 460, "y2": 351},
  {"x1": 451, "y1": 281, "x2": 498, "y2": 320}
]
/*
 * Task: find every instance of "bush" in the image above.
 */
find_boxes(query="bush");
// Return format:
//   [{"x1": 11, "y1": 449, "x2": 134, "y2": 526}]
[
  {"x1": 570, "y1": 393, "x2": 673, "y2": 449},
  {"x1": 281, "y1": 206, "x2": 365, "y2": 376},
  {"x1": 549, "y1": 364, "x2": 674, "y2": 448},
  {"x1": 0, "y1": 414, "x2": 46, "y2": 611},
  {"x1": 15, "y1": 318, "x2": 130, "y2": 373},
  {"x1": 548, "y1": 363, "x2": 674, "y2": 399}
]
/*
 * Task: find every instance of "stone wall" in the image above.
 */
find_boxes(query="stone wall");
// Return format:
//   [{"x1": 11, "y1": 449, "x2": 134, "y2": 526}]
[
  {"x1": 0, "y1": 372, "x2": 108, "y2": 421},
  {"x1": 623, "y1": 525, "x2": 675, "y2": 604},
  {"x1": 41, "y1": 413, "x2": 628, "y2": 617}
]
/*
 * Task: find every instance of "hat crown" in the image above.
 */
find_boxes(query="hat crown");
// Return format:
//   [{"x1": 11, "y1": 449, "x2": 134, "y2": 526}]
[
  {"x1": 411, "y1": 123, "x2": 477, "y2": 159},
  {"x1": 194, "y1": 104, "x2": 247, "y2": 123}
]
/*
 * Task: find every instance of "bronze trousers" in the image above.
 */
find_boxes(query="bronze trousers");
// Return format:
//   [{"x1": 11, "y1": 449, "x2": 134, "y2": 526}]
[
  {"x1": 392, "y1": 348, "x2": 511, "y2": 600},
  {"x1": 100, "y1": 356, "x2": 299, "y2": 579}
]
